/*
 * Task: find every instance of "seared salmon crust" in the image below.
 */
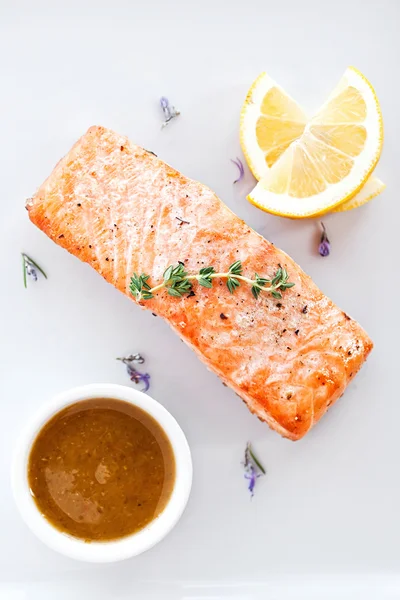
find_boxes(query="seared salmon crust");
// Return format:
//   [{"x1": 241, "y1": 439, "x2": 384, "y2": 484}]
[{"x1": 27, "y1": 126, "x2": 373, "y2": 440}]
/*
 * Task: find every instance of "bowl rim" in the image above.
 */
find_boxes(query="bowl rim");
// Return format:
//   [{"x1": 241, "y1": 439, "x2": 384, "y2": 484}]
[{"x1": 11, "y1": 383, "x2": 192, "y2": 563}]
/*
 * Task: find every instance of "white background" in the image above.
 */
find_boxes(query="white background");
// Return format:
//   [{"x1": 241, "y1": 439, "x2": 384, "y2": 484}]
[{"x1": 0, "y1": 0, "x2": 398, "y2": 597}]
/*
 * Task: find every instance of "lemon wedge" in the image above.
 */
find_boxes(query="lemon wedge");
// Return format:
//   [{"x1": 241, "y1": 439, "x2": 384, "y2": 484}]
[
  {"x1": 332, "y1": 175, "x2": 385, "y2": 213},
  {"x1": 240, "y1": 72, "x2": 307, "y2": 181},
  {"x1": 245, "y1": 67, "x2": 383, "y2": 218}
]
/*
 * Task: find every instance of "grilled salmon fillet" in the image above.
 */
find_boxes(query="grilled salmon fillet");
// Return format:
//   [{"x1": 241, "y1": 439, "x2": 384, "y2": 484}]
[{"x1": 27, "y1": 126, "x2": 373, "y2": 440}]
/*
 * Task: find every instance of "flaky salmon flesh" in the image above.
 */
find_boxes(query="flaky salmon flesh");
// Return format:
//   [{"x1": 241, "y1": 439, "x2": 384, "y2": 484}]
[{"x1": 27, "y1": 126, "x2": 373, "y2": 440}]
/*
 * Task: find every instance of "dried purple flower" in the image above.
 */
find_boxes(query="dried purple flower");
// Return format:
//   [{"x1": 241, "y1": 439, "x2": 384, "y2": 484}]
[
  {"x1": 231, "y1": 157, "x2": 245, "y2": 184},
  {"x1": 26, "y1": 263, "x2": 37, "y2": 281},
  {"x1": 117, "y1": 354, "x2": 150, "y2": 392},
  {"x1": 160, "y1": 96, "x2": 180, "y2": 128},
  {"x1": 318, "y1": 222, "x2": 330, "y2": 257},
  {"x1": 160, "y1": 96, "x2": 169, "y2": 110},
  {"x1": 243, "y1": 442, "x2": 266, "y2": 497},
  {"x1": 22, "y1": 253, "x2": 47, "y2": 288},
  {"x1": 126, "y1": 364, "x2": 151, "y2": 392},
  {"x1": 244, "y1": 464, "x2": 260, "y2": 496}
]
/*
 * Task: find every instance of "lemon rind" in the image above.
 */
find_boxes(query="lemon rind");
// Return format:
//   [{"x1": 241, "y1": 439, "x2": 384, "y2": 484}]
[
  {"x1": 247, "y1": 67, "x2": 384, "y2": 219},
  {"x1": 240, "y1": 72, "x2": 307, "y2": 181},
  {"x1": 332, "y1": 176, "x2": 385, "y2": 213}
]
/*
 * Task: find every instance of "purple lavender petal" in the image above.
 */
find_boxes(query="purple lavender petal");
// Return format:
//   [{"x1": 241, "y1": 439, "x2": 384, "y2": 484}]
[
  {"x1": 243, "y1": 442, "x2": 264, "y2": 497},
  {"x1": 160, "y1": 97, "x2": 171, "y2": 123},
  {"x1": 318, "y1": 222, "x2": 330, "y2": 257},
  {"x1": 26, "y1": 263, "x2": 38, "y2": 281},
  {"x1": 140, "y1": 374, "x2": 151, "y2": 393},
  {"x1": 244, "y1": 466, "x2": 260, "y2": 497},
  {"x1": 318, "y1": 241, "x2": 330, "y2": 257},
  {"x1": 126, "y1": 365, "x2": 150, "y2": 392},
  {"x1": 126, "y1": 364, "x2": 138, "y2": 379},
  {"x1": 160, "y1": 97, "x2": 180, "y2": 128},
  {"x1": 231, "y1": 158, "x2": 245, "y2": 184},
  {"x1": 160, "y1": 96, "x2": 169, "y2": 109},
  {"x1": 118, "y1": 355, "x2": 151, "y2": 392}
]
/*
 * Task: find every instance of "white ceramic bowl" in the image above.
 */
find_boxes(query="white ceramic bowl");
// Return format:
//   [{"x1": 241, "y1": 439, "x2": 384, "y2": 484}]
[{"x1": 11, "y1": 383, "x2": 192, "y2": 563}]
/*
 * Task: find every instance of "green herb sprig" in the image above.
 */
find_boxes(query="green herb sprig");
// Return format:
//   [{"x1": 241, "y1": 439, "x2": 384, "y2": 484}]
[
  {"x1": 130, "y1": 260, "x2": 294, "y2": 302},
  {"x1": 246, "y1": 443, "x2": 266, "y2": 475},
  {"x1": 130, "y1": 273, "x2": 153, "y2": 300},
  {"x1": 244, "y1": 442, "x2": 266, "y2": 497},
  {"x1": 22, "y1": 253, "x2": 47, "y2": 288}
]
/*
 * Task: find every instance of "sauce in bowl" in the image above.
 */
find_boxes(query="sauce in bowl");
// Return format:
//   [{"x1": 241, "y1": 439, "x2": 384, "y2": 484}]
[{"x1": 28, "y1": 398, "x2": 175, "y2": 542}]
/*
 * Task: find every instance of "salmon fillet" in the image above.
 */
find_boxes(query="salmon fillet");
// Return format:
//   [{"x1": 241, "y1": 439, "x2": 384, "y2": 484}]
[{"x1": 27, "y1": 126, "x2": 373, "y2": 440}]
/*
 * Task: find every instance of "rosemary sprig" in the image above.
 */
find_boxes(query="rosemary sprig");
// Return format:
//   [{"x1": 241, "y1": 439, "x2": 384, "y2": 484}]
[
  {"x1": 247, "y1": 443, "x2": 266, "y2": 475},
  {"x1": 22, "y1": 253, "x2": 47, "y2": 288},
  {"x1": 130, "y1": 260, "x2": 294, "y2": 301},
  {"x1": 22, "y1": 254, "x2": 27, "y2": 289}
]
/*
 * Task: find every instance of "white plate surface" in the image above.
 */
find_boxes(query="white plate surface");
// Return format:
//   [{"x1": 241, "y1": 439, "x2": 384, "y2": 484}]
[{"x1": 0, "y1": 0, "x2": 398, "y2": 598}]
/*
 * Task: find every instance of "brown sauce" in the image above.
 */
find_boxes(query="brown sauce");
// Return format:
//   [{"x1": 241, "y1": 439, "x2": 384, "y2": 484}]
[{"x1": 28, "y1": 398, "x2": 175, "y2": 541}]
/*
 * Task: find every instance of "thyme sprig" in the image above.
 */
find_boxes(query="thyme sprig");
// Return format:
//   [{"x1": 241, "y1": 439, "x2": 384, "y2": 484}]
[{"x1": 130, "y1": 260, "x2": 294, "y2": 301}]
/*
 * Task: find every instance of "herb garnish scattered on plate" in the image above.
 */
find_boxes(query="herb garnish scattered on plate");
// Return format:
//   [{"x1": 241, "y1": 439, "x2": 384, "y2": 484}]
[
  {"x1": 244, "y1": 442, "x2": 266, "y2": 497},
  {"x1": 22, "y1": 253, "x2": 47, "y2": 288},
  {"x1": 318, "y1": 222, "x2": 330, "y2": 257},
  {"x1": 117, "y1": 354, "x2": 150, "y2": 392},
  {"x1": 160, "y1": 97, "x2": 180, "y2": 128},
  {"x1": 231, "y1": 157, "x2": 245, "y2": 183}
]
